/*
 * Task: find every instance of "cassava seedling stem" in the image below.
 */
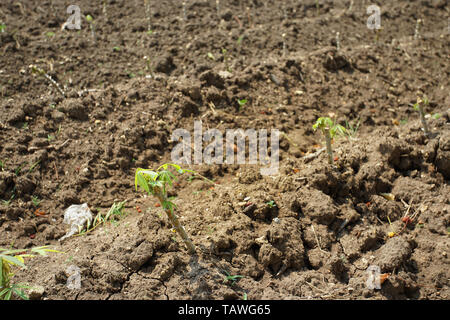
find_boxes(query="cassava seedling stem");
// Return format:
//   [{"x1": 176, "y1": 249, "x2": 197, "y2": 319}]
[
  {"x1": 135, "y1": 164, "x2": 214, "y2": 255},
  {"x1": 413, "y1": 97, "x2": 430, "y2": 137},
  {"x1": 313, "y1": 117, "x2": 346, "y2": 165},
  {"x1": 155, "y1": 189, "x2": 195, "y2": 254},
  {"x1": 324, "y1": 128, "x2": 333, "y2": 164}
]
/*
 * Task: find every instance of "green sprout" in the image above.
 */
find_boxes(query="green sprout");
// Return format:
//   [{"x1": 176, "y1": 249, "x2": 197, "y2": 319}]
[
  {"x1": 237, "y1": 34, "x2": 244, "y2": 46},
  {"x1": 2, "y1": 194, "x2": 14, "y2": 206},
  {"x1": 45, "y1": 31, "x2": 55, "y2": 37},
  {"x1": 77, "y1": 201, "x2": 127, "y2": 236},
  {"x1": 266, "y1": 200, "x2": 276, "y2": 208},
  {"x1": 0, "y1": 24, "x2": 6, "y2": 33},
  {"x1": 15, "y1": 163, "x2": 26, "y2": 176},
  {"x1": 31, "y1": 196, "x2": 41, "y2": 208},
  {"x1": 313, "y1": 117, "x2": 346, "y2": 165},
  {"x1": 238, "y1": 99, "x2": 247, "y2": 111},
  {"x1": 413, "y1": 96, "x2": 430, "y2": 136},
  {"x1": 1, "y1": 246, "x2": 62, "y2": 300},
  {"x1": 344, "y1": 118, "x2": 361, "y2": 140},
  {"x1": 0, "y1": 160, "x2": 4, "y2": 171},
  {"x1": 223, "y1": 271, "x2": 243, "y2": 286},
  {"x1": 29, "y1": 160, "x2": 41, "y2": 173},
  {"x1": 135, "y1": 164, "x2": 199, "y2": 254},
  {"x1": 113, "y1": 46, "x2": 121, "y2": 52},
  {"x1": 86, "y1": 15, "x2": 96, "y2": 43},
  {"x1": 222, "y1": 48, "x2": 231, "y2": 72},
  {"x1": 207, "y1": 52, "x2": 215, "y2": 61}
]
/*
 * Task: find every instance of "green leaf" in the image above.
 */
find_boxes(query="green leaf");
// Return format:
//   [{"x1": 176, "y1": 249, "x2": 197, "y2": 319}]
[
  {"x1": 238, "y1": 99, "x2": 247, "y2": 106},
  {"x1": 313, "y1": 117, "x2": 333, "y2": 131},
  {"x1": 136, "y1": 171, "x2": 151, "y2": 194},
  {"x1": 432, "y1": 113, "x2": 441, "y2": 120},
  {"x1": 0, "y1": 258, "x2": 3, "y2": 286},
  {"x1": 158, "y1": 170, "x2": 175, "y2": 188},
  {"x1": 31, "y1": 246, "x2": 63, "y2": 255},
  {"x1": 11, "y1": 284, "x2": 29, "y2": 300},
  {"x1": 0, "y1": 288, "x2": 10, "y2": 299},
  {"x1": 157, "y1": 164, "x2": 169, "y2": 171},
  {"x1": 162, "y1": 200, "x2": 176, "y2": 213},
  {"x1": 0, "y1": 255, "x2": 26, "y2": 268},
  {"x1": 5, "y1": 288, "x2": 12, "y2": 300},
  {"x1": 330, "y1": 124, "x2": 346, "y2": 138}
]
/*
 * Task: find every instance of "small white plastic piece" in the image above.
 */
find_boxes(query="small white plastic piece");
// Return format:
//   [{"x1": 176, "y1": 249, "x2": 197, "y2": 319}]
[{"x1": 59, "y1": 203, "x2": 93, "y2": 241}]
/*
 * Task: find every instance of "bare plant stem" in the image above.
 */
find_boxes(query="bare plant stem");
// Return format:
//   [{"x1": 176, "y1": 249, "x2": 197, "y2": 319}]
[
  {"x1": 30, "y1": 65, "x2": 66, "y2": 98},
  {"x1": 416, "y1": 103, "x2": 430, "y2": 136},
  {"x1": 324, "y1": 128, "x2": 333, "y2": 165},
  {"x1": 156, "y1": 191, "x2": 196, "y2": 254},
  {"x1": 414, "y1": 19, "x2": 421, "y2": 40},
  {"x1": 145, "y1": 0, "x2": 151, "y2": 31}
]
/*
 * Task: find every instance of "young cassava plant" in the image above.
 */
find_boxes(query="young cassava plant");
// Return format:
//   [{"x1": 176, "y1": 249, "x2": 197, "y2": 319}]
[
  {"x1": 313, "y1": 117, "x2": 346, "y2": 165},
  {"x1": 1, "y1": 246, "x2": 62, "y2": 300},
  {"x1": 135, "y1": 164, "x2": 198, "y2": 254}
]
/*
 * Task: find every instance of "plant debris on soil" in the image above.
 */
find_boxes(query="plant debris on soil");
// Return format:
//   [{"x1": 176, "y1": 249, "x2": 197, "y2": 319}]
[{"x1": 0, "y1": 0, "x2": 449, "y2": 300}]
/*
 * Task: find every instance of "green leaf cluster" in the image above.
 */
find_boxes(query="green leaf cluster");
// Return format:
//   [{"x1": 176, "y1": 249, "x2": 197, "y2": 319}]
[
  {"x1": 312, "y1": 117, "x2": 347, "y2": 139},
  {"x1": 0, "y1": 246, "x2": 62, "y2": 300},
  {"x1": 135, "y1": 164, "x2": 194, "y2": 214}
]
